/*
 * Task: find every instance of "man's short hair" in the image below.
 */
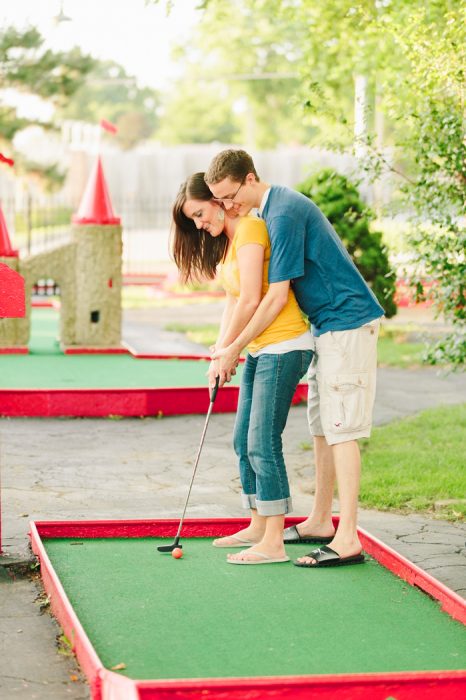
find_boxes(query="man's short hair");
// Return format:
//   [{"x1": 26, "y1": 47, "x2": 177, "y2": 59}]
[{"x1": 205, "y1": 149, "x2": 259, "y2": 185}]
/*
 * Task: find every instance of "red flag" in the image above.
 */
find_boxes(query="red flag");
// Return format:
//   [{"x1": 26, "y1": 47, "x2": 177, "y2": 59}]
[
  {"x1": 0, "y1": 153, "x2": 15, "y2": 167},
  {"x1": 100, "y1": 119, "x2": 118, "y2": 135}
]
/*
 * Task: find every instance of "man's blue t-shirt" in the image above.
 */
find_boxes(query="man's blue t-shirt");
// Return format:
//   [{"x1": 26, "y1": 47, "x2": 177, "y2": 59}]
[{"x1": 262, "y1": 186, "x2": 384, "y2": 336}]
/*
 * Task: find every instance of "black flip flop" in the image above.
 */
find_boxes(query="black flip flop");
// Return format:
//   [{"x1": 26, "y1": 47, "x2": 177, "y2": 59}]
[
  {"x1": 293, "y1": 545, "x2": 365, "y2": 568},
  {"x1": 283, "y1": 525, "x2": 333, "y2": 545}
]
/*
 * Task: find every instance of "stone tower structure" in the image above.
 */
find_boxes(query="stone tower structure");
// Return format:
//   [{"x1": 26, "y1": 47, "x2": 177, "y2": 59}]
[
  {"x1": 0, "y1": 157, "x2": 123, "y2": 351},
  {"x1": 70, "y1": 156, "x2": 123, "y2": 348}
]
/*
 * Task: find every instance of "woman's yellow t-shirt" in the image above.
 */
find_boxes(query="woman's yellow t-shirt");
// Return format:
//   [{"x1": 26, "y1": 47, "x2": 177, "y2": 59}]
[{"x1": 220, "y1": 216, "x2": 309, "y2": 354}]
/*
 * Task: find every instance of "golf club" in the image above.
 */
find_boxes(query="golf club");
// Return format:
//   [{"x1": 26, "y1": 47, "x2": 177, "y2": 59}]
[{"x1": 157, "y1": 376, "x2": 220, "y2": 552}]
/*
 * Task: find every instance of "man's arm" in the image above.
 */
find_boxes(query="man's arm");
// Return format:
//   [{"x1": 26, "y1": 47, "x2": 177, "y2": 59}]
[{"x1": 212, "y1": 280, "x2": 290, "y2": 383}]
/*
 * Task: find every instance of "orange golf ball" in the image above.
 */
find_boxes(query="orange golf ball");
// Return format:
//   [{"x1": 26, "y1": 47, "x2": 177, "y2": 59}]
[{"x1": 172, "y1": 547, "x2": 183, "y2": 559}]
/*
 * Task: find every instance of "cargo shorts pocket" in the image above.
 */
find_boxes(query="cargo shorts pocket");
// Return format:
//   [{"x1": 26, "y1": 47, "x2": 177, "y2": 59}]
[{"x1": 325, "y1": 373, "x2": 371, "y2": 433}]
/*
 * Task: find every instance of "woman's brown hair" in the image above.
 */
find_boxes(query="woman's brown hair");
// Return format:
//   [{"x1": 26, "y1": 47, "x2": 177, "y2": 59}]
[{"x1": 171, "y1": 172, "x2": 228, "y2": 283}]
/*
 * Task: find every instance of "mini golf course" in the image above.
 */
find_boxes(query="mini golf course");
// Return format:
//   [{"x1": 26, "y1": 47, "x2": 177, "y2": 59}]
[
  {"x1": 31, "y1": 517, "x2": 466, "y2": 700},
  {"x1": 0, "y1": 307, "x2": 306, "y2": 416},
  {"x1": 9, "y1": 310, "x2": 466, "y2": 699}
]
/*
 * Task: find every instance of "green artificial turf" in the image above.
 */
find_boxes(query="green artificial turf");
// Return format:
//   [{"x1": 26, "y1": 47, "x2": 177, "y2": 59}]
[
  {"x1": 0, "y1": 353, "x2": 241, "y2": 389},
  {"x1": 0, "y1": 308, "x2": 241, "y2": 389},
  {"x1": 29, "y1": 306, "x2": 63, "y2": 355},
  {"x1": 44, "y1": 537, "x2": 466, "y2": 681}
]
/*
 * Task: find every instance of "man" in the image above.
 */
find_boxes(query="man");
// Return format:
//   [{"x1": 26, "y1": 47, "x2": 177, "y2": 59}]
[{"x1": 205, "y1": 149, "x2": 384, "y2": 568}]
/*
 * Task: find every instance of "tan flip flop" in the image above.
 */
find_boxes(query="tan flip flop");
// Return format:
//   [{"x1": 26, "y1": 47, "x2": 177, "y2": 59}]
[
  {"x1": 227, "y1": 551, "x2": 290, "y2": 565},
  {"x1": 212, "y1": 534, "x2": 258, "y2": 548}
]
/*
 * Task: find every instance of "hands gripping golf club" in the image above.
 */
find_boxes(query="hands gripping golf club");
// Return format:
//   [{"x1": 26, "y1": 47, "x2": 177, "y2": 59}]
[{"x1": 157, "y1": 376, "x2": 220, "y2": 553}]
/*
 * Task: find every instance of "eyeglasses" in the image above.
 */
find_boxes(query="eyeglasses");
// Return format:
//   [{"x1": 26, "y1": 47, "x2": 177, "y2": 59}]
[{"x1": 212, "y1": 178, "x2": 245, "y2": 204}]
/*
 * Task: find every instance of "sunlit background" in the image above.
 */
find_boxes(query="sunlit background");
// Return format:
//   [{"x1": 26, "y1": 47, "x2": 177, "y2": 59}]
[{"x1": 0, "y1": 0, "x2": 463, "y2": 368}]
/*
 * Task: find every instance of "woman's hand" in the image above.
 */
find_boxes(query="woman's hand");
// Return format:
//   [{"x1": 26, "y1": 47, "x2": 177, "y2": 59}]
[
  {"x1": 207, "y1": 360, "x2": 220, "y2": 395},
  {"x1": 211, "y1": 344, "x2": 240, "y2": 386}
]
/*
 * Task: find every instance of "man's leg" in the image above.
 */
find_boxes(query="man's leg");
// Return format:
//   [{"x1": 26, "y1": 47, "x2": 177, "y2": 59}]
[
  {"x1": 296, "y1": 318, "x2": 381, "y2": 563},
  {"x1": 294, "y1": 352, "x2": 336, "y2": 539},
  {"x1": 294, "y1": 435, "x2": 336, "y2": 539},
  {"x1": 297, "y1": 440, "x2": 361, "y2": 563},
  {"x1": 331, "y1": 440, "x2": 362, "y2": 555}
]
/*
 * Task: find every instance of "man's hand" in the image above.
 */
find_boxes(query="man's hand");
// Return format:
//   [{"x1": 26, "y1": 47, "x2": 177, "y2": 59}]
[{"x1": 211, "y1": 344, "x2": 240, "y2": 387}]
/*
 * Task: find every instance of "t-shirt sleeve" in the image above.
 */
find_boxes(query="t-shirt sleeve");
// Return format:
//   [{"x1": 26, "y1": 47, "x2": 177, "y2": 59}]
[
  {"x1": 235, "y1": 218, "x2": 268, "y2": 250},
  {"x1": 267, "y1": 215, "x2": 305, "y2": 283}
]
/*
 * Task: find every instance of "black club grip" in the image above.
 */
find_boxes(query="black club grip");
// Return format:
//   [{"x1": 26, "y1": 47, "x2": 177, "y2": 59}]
[{"x1": 210, "y1": 375, "x2": 220, "y2": 403}]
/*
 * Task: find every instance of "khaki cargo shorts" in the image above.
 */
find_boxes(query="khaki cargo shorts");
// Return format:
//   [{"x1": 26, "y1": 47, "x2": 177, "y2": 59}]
[{"x1": 307, "y1": 318, "x2": 381, "y2": 446}]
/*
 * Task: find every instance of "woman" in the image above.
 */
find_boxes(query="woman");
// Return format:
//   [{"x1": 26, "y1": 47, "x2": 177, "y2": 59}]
[{"x1": 172, "y1": 173, "x2": 313, "y2": 564}]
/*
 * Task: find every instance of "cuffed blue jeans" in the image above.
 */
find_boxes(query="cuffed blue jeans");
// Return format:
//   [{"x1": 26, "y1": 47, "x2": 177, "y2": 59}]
[{"x1": 233, "y1": 350, "x2": 314, "y2": 516}]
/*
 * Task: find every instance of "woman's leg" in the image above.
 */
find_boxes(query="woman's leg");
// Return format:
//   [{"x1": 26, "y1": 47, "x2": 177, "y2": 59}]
[
  {"x1": 213, "y1": 354, "x2": 266, "y2": 546},
  {"x1": 228, "y1": 350, "x2": 313, "y2": 562}
]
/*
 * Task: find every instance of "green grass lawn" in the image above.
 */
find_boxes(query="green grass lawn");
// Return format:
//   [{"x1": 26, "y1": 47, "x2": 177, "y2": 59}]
[
  {"x1": 122, "y1": 288, "x2": 223, "y2": 309},
  {"x1": 166, "y1": 323, "x2": 219, "y2": 347},
  {"x1": 377, "y1": 335, "x2": 424, "y2": 368},
  {"x1": 359, "y1": 404, "x2": 466, "y2": 521}
]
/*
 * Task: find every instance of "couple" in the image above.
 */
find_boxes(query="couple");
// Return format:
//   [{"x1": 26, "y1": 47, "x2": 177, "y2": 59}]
[{"x1": 172, "y1": 149, "x2": 383, "y2": 568}]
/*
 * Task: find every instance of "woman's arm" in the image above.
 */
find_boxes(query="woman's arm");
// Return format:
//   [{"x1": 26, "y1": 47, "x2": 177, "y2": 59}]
[
  {"x1": 212, "y1": 280, "x2": 290, "y2": 385},
  {"x1": 219, "y1": 242, "x2": 264, "y2": 349},
  {"x1": 208, "y1": 292, "x2": 237, "y2": 388},
  {"x1": 215, "y1": 293, "x2": 237, "y2": 349}
]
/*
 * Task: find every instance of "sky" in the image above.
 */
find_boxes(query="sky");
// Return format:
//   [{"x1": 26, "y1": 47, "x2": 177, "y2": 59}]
[{"x1": 0, "y1": 0, "x2": 200, "y2": 90}]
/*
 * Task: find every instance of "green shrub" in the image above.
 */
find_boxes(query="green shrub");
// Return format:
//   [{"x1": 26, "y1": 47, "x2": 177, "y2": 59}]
[{"x1": 297, "y1": 169, "x2": 397, "y2": 318}]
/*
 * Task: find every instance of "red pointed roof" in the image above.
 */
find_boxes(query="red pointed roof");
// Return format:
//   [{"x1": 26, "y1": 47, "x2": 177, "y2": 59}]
[
  {"x1": 72, "y1": 156, "x2": 120, "y2": 225},
  {"x1": 0, "y1": 203, "x2": 18, "y2": 257}
]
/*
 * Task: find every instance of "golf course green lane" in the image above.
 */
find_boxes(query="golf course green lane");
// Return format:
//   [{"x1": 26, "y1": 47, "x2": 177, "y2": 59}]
[
  {"x1": 0, "y1": 353, "x2": 240, "y2": 388},
  {"x1": 0, "y1": 309, "x2": 240, "y2": 389},
  {"x1": 43, "y1": 537, "x2": 466, "y2": 681}
]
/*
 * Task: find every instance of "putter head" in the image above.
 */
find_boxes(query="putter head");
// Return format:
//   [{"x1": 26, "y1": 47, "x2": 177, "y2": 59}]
[{"x1": 157, "y1": 542, "x2": 182, "y2": 553}]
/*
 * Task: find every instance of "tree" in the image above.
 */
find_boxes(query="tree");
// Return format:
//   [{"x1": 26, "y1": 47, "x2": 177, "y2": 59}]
[
  {"x1": 0, "y1": 26, "x2": 94, "y2": 144},
  {"x1": 114, "y1": 112, "x2": 153, "y2": 150},
  {"x1": 150, "y1": 0, "x2": 373, "y2": 147},
  {"x1": 152, "y1": 1, "x2": 317, "y2": 147},
  {"x1": 61, "y1": 59, "x2": 160, "y2": 149},
  {"x1": 297, "y1": 170, "x2": 397, "y2": 318},
  {"x1": 156, "y1": 79, "x2": 240, "y2": 144},
  {"x1": 153, "y1": 0, "x2": 465, "y2": 367},
  {"x1": 380, "y1": 6, "x2": 465, "y2": 368},
  {"x1": 0, "y1": 25, "x2": 94, "y2": 192}
]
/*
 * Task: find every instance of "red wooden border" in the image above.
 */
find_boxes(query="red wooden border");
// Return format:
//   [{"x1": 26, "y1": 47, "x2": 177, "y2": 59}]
[
  {"x1": 30, "y1": 517, "x2": 466, "y2": 700},
  {"x1": 357, "y1": 528, "x2": 466, "y2": 624},
  {"x1": 122, "y1": 342, "x2": 214, "y2": 360},
  {"x1": 0, "y1": 384, "x2": 307, "y2": 417},
  {"x1": 31, "y1": 300, "x2": 56, "y2": 308},
  {"x1": 0, "y1": 346, "x2": 28, "y2": 354},
  {"x1": 135, "y1": 673, "x2": 466, "y2": 700},
  {"x1": 64, "y1": 347, "x2": 130, "y2": 355},
  {"x1": 121, "y1": 343, "x2": 248, "y2": 362},
  {"x1": 29, "y1": 521, "x2": 104, "y2": 696}
]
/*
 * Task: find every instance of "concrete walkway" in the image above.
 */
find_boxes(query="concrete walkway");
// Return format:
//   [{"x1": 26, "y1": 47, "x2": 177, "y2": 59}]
[{"x1": 1, "y1": 305, "x2": 465, "y2": 699}]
